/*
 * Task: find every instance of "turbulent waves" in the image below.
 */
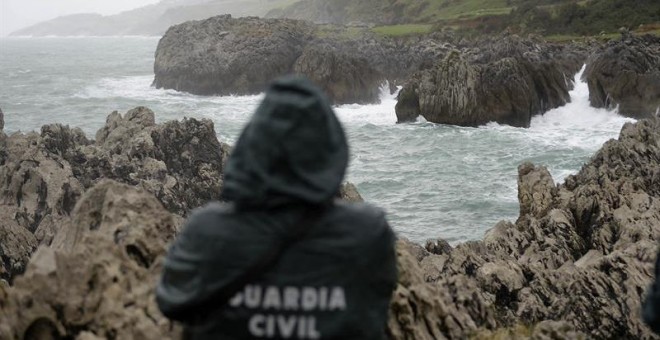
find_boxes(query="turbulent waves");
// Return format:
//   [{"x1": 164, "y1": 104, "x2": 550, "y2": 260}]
[{"x1": 0, "y1": 38, "x2": 633, "y2": 243}]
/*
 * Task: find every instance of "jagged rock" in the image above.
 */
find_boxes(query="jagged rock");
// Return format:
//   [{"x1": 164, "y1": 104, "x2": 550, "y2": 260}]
[
  {"x1": 389, "y1": 118, "x2": 660, "y2": 338},
  {"x1": 0, "y1": 217, "x2": 37, "y2": 283},
  {"x1": 517, "y1": 163, "x2": 556, "y2": 219},
  {"x1": 0, "y1": 107, "x2": 229, "y2": 283},
  {"x1": 0, "y1": 130, "x2": 84, "y2": 233},
  {"x1": 69, "y1": 107, "x2": 229, "y2": 216},
  {"x1": 0, "y1": 107, "x2": 4, "y2": 131},
  {"x1": 338, "y1": 182, "x2": 363, "y2": 202},
  {"x1": 0, "y1": 180, "x2": 181, "y2": 340},
  {"x1": 396, "y1": 36, "x2": 585, "y2": 127},
  {"x1": 584, "y1": 34, "x2": 660, "y2": 118},
  {"x1": 154, "y1": 15, "x2": 314, "y2": 96}
]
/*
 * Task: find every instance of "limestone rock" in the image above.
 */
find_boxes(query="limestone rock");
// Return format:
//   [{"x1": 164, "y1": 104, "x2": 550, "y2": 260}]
[
  {"x1": 338, "y1": 182, "x2": 363, "y2": 202},
  {"x1": 294, "y1": 43, "x2": 384, "y2": 104},
  {"x1": 0, "y1": 217, "x2": 37, "y2": 283},
  {"x1": 0, "y1": 180, "x2": 182, "y2": 340},
  {"x1": 389, "y1": 118, "x2": 660, "y2": 338},
  {"x1": 153, "y1": 15, "x2": 314, "y2": 96},
  {"x1": 584, "y1": 34, "x2": 660, "y2": 118},
  {"x1": 396, "y1": 35, "x2": 585, "y2": 127},
  {"x1": 153, "y1": 15, "x2": 450, "y2": 105}
]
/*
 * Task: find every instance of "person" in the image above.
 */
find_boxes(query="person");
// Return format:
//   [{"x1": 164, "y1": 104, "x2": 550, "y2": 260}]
[{"x1": 156, "y1": 76, "x2": 398, "y2": 339}]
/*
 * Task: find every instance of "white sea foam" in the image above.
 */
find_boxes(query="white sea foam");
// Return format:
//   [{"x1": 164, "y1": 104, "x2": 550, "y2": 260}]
[{"x1": 334, "y1": 83, "x2": 399, "y2": 126}]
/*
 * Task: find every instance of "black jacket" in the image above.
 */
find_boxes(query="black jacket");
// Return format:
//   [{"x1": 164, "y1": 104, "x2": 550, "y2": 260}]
[{"x1": 156, "y1": 76, "x2": 397, "y2": 339}]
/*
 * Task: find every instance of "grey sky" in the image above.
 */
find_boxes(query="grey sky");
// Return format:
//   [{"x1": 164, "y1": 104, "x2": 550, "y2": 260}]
[{"x1": 1, "y1": 0, "x2": 161, "y2": 36}]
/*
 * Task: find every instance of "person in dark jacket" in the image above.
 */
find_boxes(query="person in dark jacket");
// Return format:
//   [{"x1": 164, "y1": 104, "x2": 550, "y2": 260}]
[{"x1": 156, "y1": 76, "x2": 398, "y2": 339}]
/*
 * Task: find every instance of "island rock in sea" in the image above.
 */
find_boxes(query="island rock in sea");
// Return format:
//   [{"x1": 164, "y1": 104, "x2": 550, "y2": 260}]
[
  {"x1": 1, "y1": 104, "x2": 660, "y2": 338},
  {"x1": 153, "y1": 15, "x2": 450, "y2": 105},
  {"x1": 395, "y1": 35, "x2": 586, "y2": 127},
  {"x1": 584, "y1": 33, "x2": 660, "y2": 119}
]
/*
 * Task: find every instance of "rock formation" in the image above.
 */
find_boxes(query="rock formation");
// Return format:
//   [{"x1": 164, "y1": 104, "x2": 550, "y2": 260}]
[
  {"x1": 0, "y1": 107, "x2": 229, "y2": 284},
  {"x1": 153, "y1": 15, "x2": 315, "y2": 96},
  {"x1": 584, "y1": 33, "x2": 660, "y2": 119},
  {"x1": 153, "y1": 15, "x2": 450, "y2": 105},
  {"x1": 2, "y1": 105, "x2": 660, "y2": 338},
  {"x1": 388, "y1": 117, "x2": 660, "y2": 338},
  {"x1": 395, "y1": 35, "x2": 586, "y2": 127},
  {"x1": 0, "y1": 180, "x2": 182, "y2": 340}
]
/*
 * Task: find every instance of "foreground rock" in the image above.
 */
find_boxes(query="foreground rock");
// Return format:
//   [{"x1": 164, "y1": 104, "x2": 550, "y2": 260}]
[
  {"x1": 396, "y1": 35, "x2": 586, "y2": 127},
  {"x1": 0, "y1": 180, "x2": 181, "y2": 339},
  {"x1": 0, "y1": 107, "x2": 229, "y2": 283},
  {"x1": 154, "y1": 15, "x2": 450, "y2": 104},
  {"x1": 2, "y1": 108, "x2": 659, "y2": 337},
  {"x1": 584, "y1": 33, "x2": 660, "y2": 118},
  {"x1": 389, "y1": 117, "x2": 660, "y2": 338}
]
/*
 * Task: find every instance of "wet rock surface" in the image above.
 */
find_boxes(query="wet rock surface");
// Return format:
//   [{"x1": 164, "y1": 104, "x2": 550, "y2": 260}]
[
  {"x1": 0, "y1": 180, "x2": 181, "y2": 340},
  {"x1": 153, "y1": 15, "x2": 450, "y2": 105},
  {"x1": 389, "y1": 117, "x2": 660, "y2": 339},
  {"x1": 0, "y1": 107, "x2": 229, "y2": 283},
  {"x1": 584, "y1": 33, "x2": 660, "y2": 119},
  {"x1": 2, "y1": 109, "x2": 660, "y2": 338},
  {"x1": 395, "y1": 35, "x2": 586, "y2": 127}
]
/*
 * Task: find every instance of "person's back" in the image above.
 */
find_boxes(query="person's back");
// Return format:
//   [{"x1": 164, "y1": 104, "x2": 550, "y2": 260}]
[{"x1": 156, "y1": 76, "x2": 397, "y2": 339}]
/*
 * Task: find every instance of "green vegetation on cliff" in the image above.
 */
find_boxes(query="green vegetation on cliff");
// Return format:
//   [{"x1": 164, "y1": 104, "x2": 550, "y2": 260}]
[{"x1": 270, "y1": 0, "x2": 660, "y2": 38}]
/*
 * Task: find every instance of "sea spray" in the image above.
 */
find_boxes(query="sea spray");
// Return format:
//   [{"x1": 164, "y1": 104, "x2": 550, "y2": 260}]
[{"x1": 0, "y1": 38, "x2": 634, "y2": 243}]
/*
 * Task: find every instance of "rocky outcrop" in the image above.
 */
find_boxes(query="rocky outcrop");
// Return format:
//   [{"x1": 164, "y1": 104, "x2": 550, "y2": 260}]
[
  {"x1": 2, "y1": 108, "x2": 660, "y2": 338},
  {"x1": 389, "y1": 117, "x2": 660, "y2": 338},
  {"x1": 584, "y1": 33, "x2": 660, "y2": 118},
  {"x1": 0, "y1": 107, "x2": 229, "y2": 283},
  {"x1": 153, "y1": 15, "x2": 315, "y2": 96},
  {"x1": 396, "y1": 35, "x2": 586, "y2": 127},
  {"x1": 153, "y1": 15, "x2": 451, "y2": 104},
  {"x1": 0, "y1": 180, "x2": 182, "y2": 340}
]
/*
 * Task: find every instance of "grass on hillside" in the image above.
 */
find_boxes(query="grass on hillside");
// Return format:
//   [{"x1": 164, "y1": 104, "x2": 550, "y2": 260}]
[
  {"x1": 430, "y1": 0, "x2": 511, "y2": 20},
  {"x1": 546, "y1": 30, "x2": 660, "y2": 43},
  {"x1": 371, "y1": 24, "x2": 434, "y2": 37}
]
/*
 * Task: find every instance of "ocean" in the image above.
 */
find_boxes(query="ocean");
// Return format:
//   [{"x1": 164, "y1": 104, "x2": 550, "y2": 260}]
[{"x1": 0, "y1": 36, "x2": 635, "y2": 244}]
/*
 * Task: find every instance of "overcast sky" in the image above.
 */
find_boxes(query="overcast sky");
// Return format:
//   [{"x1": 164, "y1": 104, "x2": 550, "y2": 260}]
[{"x1": 1, "y1": 0, "x2": 161, "y2": 36}]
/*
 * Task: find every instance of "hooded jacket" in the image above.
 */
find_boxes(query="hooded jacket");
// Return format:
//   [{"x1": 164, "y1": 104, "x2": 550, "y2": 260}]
[{"x1": 156, "y1": 76, "x2": 397, "y2": 340}]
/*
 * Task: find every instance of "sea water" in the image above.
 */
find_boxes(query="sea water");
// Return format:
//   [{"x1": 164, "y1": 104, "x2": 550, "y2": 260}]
[{"x1": 0, "y1": 37, "x2": 635, "y2": 244}]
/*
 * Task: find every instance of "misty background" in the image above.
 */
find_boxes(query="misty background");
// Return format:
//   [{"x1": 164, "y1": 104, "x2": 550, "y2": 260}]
[{"x1": 0, "y1": 0, "x2": 160, "y2": 36}]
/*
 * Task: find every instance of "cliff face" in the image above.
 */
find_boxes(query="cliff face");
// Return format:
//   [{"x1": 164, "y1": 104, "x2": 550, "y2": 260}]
[
  {"x1": 395, "y1": 35, "x2": 587, "y2": 127},
  {"x1": 584, "y1": 34, "x2": 660, "y2": 119}
]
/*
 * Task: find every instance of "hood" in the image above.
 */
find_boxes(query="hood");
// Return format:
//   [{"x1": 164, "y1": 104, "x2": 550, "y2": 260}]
[{"x1": 220, "y1": 76, "x2": 349, "y2": 207}]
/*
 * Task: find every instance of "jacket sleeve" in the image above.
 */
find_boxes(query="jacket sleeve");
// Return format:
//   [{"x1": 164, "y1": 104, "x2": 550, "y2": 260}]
[{"x1": 156, "y1": 205, "x2": 225, "y2": 321}]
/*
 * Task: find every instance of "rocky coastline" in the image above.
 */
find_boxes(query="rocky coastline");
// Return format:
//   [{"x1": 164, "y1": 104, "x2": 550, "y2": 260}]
[
  {"x1": 1, "y1": 103, "x2": 659, "y2": 338},
  {"x1": 153, "y1": 15, "x2": 658, "y2": 127}
]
